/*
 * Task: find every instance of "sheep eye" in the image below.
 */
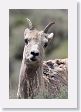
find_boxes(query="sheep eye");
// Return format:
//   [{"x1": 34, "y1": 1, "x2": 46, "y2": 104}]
[
  {"x1": 24, "y1": 39, "x2": 28, "y2": 44},
  {"x1": 44, "y1": 42, "x2": 48, "y2": 48}
]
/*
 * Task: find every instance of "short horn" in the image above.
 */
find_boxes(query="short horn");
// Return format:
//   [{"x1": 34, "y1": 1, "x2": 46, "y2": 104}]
[
  {"x1": 26, "y1": 18, "x2": 33, "y2": 29},
  {"x1": 44, "y1": 22, "x2": 55, "y2": 33}
]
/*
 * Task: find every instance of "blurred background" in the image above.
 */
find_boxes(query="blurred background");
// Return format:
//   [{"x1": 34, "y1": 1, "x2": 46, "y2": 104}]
[{"x1": 9, "y1": 9, "x2": 68, "y2": 99}]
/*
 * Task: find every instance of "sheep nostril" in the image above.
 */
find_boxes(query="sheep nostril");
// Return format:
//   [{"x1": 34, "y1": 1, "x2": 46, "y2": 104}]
[
  {"x1": 35, "y1": 52, "x2": 39, "y2": 56},
  {"x1": 31, "y1": 51, "x2": 35, "y2": 55},
  {"x1": 31, "y1": 51, "x2": 39, "y2": 56}
]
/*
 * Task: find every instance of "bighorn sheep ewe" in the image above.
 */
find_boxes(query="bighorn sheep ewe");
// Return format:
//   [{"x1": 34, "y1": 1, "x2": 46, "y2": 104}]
[{"x1": 17, "y1": 18, "x2": 55, "y2": 99}]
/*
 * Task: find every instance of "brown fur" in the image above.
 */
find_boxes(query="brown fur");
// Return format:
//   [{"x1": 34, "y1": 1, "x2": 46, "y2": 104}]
[{"x1": 17, "y1": 19, "x2": 54, "y2": 99}]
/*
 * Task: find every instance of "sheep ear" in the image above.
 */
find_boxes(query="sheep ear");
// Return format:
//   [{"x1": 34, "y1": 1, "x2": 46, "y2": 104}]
[
  {"x1": 48, "y1": 33, "x2": 54, "y2": 39},
  {"x1": 24, "y1": 28, "x2": 29, "y2": 37}
]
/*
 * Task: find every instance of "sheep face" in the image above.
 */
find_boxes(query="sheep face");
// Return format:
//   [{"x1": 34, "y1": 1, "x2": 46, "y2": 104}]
[{"x1": 23, "y1": 28, "x2": 54, "y2": 65}]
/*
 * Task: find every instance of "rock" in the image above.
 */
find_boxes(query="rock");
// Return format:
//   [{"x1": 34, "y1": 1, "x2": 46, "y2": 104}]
[{"x1": 43, "y1": 58, "x2": 68, "y2": 98}]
